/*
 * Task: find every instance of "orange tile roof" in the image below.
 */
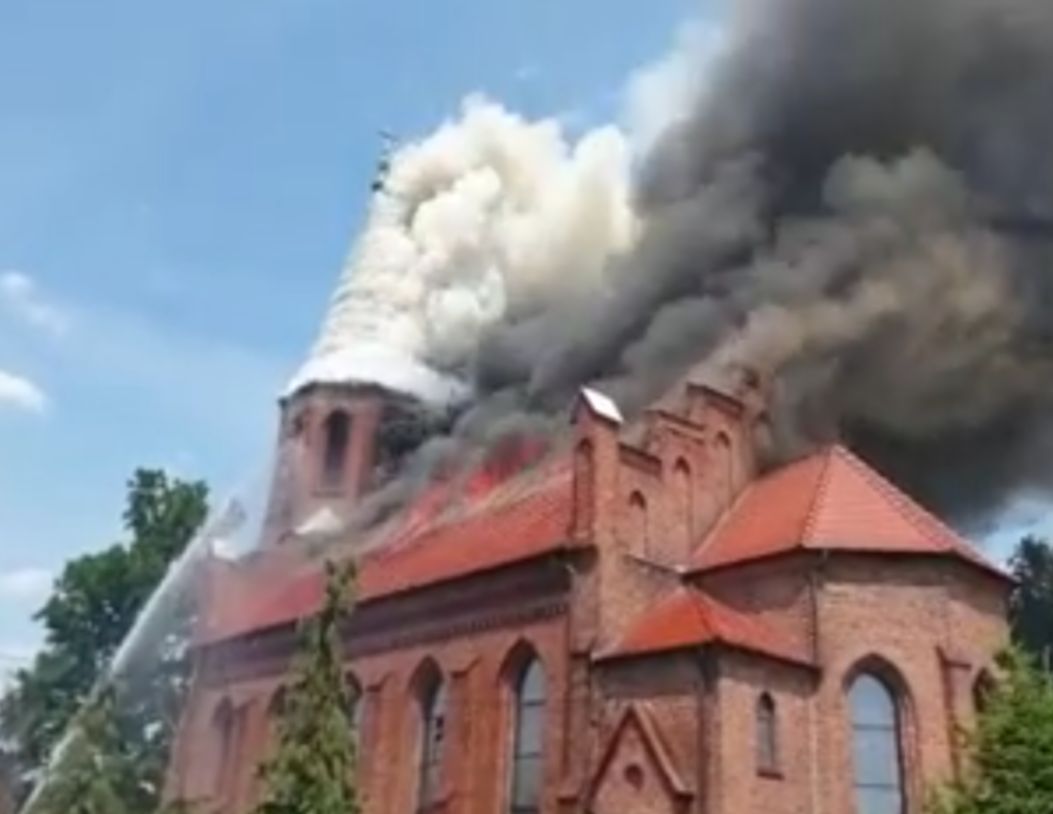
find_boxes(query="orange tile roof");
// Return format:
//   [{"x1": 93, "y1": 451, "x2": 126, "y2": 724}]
[
  {"x1": 600, "y1": 587, "x2": 811, "y2": 666},
  {"x1": 199, "y1": 468, "x2": 573, "y2": 643},
  {"x1": 691, "y1": 445, "x2": 1008, "y2": 578},
  {"x1": 358, "y1": 468, "x2": 572, "y2": 599}
]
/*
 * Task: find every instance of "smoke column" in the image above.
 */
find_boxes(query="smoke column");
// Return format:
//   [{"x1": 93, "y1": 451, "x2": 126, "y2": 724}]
[
  {"x1": 309, "y1": 0, "x2": 1053, "y2": 530},
  {"x1": 288, "y1": 98, "x2": 636, "y2": 402}
]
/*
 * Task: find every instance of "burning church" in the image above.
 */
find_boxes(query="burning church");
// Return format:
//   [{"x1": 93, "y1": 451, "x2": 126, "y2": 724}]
[{"x1": 163, "y1": 0, "x2": 1053, "y2": 810}]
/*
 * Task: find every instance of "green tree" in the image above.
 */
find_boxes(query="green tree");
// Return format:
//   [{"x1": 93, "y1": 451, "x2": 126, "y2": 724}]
[
  {"x1": 253, "y1": 561, "x2": 360, "y2": 814},
  {"x1": 1009, "y1": 536, "x2": 1053, "y2": 671},
  {"x1": 929, "y1": 649, "x2": 1053, "y2": 814},
  {"x1": 0, "y1": 470, "x2": 208, "y2": 797},
  {"x1": 23, "y1": 690, "x2": 135, "y2": 814}
]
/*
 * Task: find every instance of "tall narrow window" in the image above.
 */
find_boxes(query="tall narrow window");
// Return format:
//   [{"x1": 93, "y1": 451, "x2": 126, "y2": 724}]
[
  {"x1": 627, "y1": 492, "x2": 649, "y2": 555},
  {"x1": 212, "y1": 700, "x2": 235, "y2": 798},
  {"x1": 509, "y1": 659, "x2": 546, "y2": 814},
  {"x1": 714, "y1": 433, "x2": 733, "y2": 506},
  {"x1": 973, "y1": 670, "x2": 996, "y2": 716},
  {"x1": 347, "y1": 674, "x2": 364, "y2": 746},
  {"x1": 850, "y1": 673, "x2": 905, "y2": 814},
  {"x1": 573, "y1": 441, "x2": 595, "y2": 536},
  {"x1": 673, "y1": 457, "x2": 694, "y2": 546},
  {"x1": 418, "y1": 677, "x2": 447, "y2": 813},
  {"x1": 756, "y1": 693, "x2": 779, "y2": 775},
  {"x1": 268, "y1": 686, "x2": 287, "y2": 720},
  {"x1": 321, "y1": 410, "x2": 351, "y2": 489},
  {"x1": 266, "y1": 687, "x2": 287, "y2": 753},
  {"x1": 212, "y1": 700, "x2": 247, "y2": 803}
]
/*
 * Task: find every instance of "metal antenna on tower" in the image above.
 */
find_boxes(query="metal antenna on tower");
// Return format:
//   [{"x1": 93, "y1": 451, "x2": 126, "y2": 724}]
[{"x1": 371, "y1": 129, "x2": 399, "y2": 193}]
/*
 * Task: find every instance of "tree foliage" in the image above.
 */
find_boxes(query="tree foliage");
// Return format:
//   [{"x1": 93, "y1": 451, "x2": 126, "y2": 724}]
[
  {"x1": 22, "y1": 690, "x2": 136, "y2": 814},
  {"x1": 1009, "y1": 536, "x2": 1053, "y2": 671},
  {"x1": 930, "y1": 648, "x2": 1053, "y2": 814},
  {"x1": 0, "y1": 469, "x2": 208, "y2": 798},
  {"x1": 253, "y1": 561, "x2": 360, "y2": 814}
]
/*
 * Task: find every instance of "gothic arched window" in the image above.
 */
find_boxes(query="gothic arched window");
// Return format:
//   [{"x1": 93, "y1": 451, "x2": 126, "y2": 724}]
[
  {"x1": 850, "y1": 673, "x2": 906, "y2": 814},
  {"x1": 714, "y1": 432, "x2": 733, "y2": 505},
  {"x1": 268, "y1": 686, "x2": 287, "y2": 720},
  {"x1": 417, "y1": 673, "x2": 447, "y2": 813},
  {"x1": 211, "y1": 699, "x2": 245, "y2": 801},
  {"x1": 321, "y1": 410, "x2": 351, "y2": 489},
  {"x1": 973, "y1": 670, "x2": 996, "y2": 716},
  {"x1": 347, "y1": 673, "x2": 364, "y2": 745},
  {"x1": 756, "y1": 693, "x2": 778, "y2": 775},
  {"x1": 509, "y1": 658, "x2": 546, "y2": 814},
  {"x1": 573, "y1": 441, "x2": 595, "y2": 535},
  {"x1": 627, "y1": 491, "x2": 649, "y2": 555},
  {"x1": 673, "y1": 457, "x2": 694, "y2": 544}
]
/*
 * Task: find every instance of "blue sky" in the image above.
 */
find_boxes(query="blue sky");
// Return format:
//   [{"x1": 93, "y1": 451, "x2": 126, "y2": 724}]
[{"x1": 0, "y1": 0, "x2": 706, "y2": 674}]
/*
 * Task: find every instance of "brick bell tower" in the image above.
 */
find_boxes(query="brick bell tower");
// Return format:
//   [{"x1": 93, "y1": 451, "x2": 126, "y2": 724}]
[
  {"x1": 260, "y1": 373, "x2": 443, "y2": 548},
  {"x1": 259, "y1": 149, "x2": 460, "y2": 548},
  {"x1": 260, "y1": 382, "x2": 384, "y2": 547}
]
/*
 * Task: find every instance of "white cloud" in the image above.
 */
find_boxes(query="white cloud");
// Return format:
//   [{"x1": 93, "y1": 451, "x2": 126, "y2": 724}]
[
  {"x1": 621, "y1": 20, "x2": 727, "y2": 153},
  {"x1": 0, "y1": 369, "x2": 48, "y2": 413},
  {"x1": 0, "y1": 271, "x2": 71, "y2": 338},
  {"x1": 0, "y1": 567, "x2": 53, "y2": 603}
]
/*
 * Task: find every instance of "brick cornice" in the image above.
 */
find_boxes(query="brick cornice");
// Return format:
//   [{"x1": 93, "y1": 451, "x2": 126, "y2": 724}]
[{"x1": 199, "y1": 555, "x2": 571, "y2": 684}]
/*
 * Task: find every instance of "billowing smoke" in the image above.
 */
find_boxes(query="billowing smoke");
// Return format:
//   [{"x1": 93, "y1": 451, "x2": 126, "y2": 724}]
[
  {"x1": 288, "y1": 99, "x2": 636, "y2": 401},
  {"x1": 312, "y1": 0, "x2": 1053, "y2": 529}
]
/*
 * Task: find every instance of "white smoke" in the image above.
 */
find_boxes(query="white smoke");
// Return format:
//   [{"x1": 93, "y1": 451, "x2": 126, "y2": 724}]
[{"x1": 288, "y1": 96, "x2": 638, "y2": 402}]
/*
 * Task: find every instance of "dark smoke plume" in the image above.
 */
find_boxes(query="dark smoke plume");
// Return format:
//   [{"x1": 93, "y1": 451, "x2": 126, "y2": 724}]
[{"x1": 466, "y1": 0, "x2": 1053, "y2": 528}]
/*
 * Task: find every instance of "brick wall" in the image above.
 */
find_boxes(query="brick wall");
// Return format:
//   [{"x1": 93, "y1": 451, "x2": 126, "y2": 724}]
[
  {"x1": 697, "y1": 555, "x2": 818, "y2": 663},
  {"x1": 174, "y1": 374, "x2": 1010, "y2": 814},
  {"x1": 171, "y1": 578, "x2": 570, "y2": 814},
  {"x1": 810, "y1": 555, "x2": 1009, "y2": 814},
  {"x1": 709, "y1": 650, "x2": 816, "y2": 814}
]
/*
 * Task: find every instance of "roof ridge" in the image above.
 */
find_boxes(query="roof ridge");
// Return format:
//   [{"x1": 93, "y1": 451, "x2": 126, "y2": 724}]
[
  {"x1": 685, "y1": 588, "x2": 718, "y2": 634},
  {"x1": 689, "y1": 471, "x2": 760, "y2": 559},
  {"x1": 800, "y1": 446, "x2": 837, "y2": 546}
]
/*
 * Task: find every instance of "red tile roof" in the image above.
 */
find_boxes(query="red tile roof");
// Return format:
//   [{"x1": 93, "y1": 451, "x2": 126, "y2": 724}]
[
  {"x1": 198, "y1": 467, "x2": 573, "y2": 643},
  {"x1": 691, "y1": 445, "x2": 1008, "y2": 578},
  {"x1": 600, "y1": 587, "x2": 810, "y2": 666},
  {"x1": 358, "y1": 467, "x2": 572, "y2": 599}
]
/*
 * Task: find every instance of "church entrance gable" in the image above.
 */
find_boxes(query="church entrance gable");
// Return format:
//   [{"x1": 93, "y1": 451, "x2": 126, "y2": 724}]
[{"x1": 586, "y1": 704, "x2": 693, "y2": 814}]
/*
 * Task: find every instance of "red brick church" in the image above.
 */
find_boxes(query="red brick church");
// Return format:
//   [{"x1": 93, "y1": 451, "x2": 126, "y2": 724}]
[{"x1": 165, "y1": 318, "x2": 1010, "y2": 814}]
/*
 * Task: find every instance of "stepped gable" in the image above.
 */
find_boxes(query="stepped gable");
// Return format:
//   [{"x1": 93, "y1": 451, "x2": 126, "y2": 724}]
[
  {"x1": 691, "y1": 444, "x2": 1009, "y2": 578},
  {"x1": 198, "y1": 459, "x2": 573, "y2": 644},
  {"x1": 599, "y1": 587, "x2": 811, "y2": 666}
]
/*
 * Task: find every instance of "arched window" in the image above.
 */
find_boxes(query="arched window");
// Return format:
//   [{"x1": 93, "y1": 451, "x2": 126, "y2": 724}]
[
  {"x1": 627, "y1": 491, "x2": 649, "y2": 555},
  {"x1": 321, "y1": 410, "x2": 351, "y2": 489},
  {"x1": 573, "y1": 441, "x2": 595, "y2": 535},
  {"x1": 417, "y1": 674, "x2": 447, "y2": 813},
  {"x1": 212, "y1": 700, "x2": 235, "y2": 797},
  {"x1": 673, "y1": 457, "x2": 694, "y2": 544},
  {"x1": 347, "y1": 673, "x2": 364, "y2": 745},
  {"x1": 714, "y1": 432, "x2": 733, "y2": 505},
  {"x1": 756, "y1": 693, "x2": 778, "y2": 775},
  {"x1": 268, "y1": 686, "x2": 287, "y2": 720},
  {"x1": 973, "y1": 670, "x2": 996, "y2": 716},
  {"x1": 266, "y1": 687, "x2": 287, "y2": 754},
  {"x1": 509, "y1": 659, "x2": 546, "y2": 814},
  {"x1": 850, "y1": 673, "x2": 906, "y2": 814}
]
